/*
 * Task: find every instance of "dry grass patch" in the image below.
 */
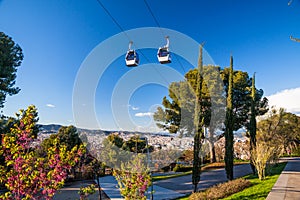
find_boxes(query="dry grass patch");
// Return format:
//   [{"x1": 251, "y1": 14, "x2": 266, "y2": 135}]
[{"x1": 189, "y1": 178, "x2": 251, "y2": 200}]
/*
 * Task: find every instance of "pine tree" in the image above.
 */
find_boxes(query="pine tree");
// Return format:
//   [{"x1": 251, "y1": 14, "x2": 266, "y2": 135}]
[
  {"x1": 0, "y1": 32, "x2": 23, "y2": 109},
  {"x1": 225, "y1": 55, "x2": 234, "y2": 180}
]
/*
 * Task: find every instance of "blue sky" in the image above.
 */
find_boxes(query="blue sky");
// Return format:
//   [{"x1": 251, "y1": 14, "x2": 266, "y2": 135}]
[{"x1": 1, "y1": 0, "x2": 300, "y2": 131}]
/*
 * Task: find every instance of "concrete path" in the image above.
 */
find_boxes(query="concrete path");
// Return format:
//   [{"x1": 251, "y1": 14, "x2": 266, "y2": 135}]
[
  {"x1": 266, "y1": 157, "x2": 300, "y2": 200},
  {"x1": 53, "y1": 180, "x2": 107, "y2": 200},
  {"x1": 155, "y1": 164, "x2": 252, "y2": 195},
  {"x1": 100, "y1": 163, "x2": 252, "y2": 199},
  {"x1": 99, "y1": 176, "x2": 186, "y2": 200}
]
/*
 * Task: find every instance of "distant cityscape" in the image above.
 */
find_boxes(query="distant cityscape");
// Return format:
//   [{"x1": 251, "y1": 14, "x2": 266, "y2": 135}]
[{"x1": 37, "y1": 124, "x2": 250, "y2": 160}]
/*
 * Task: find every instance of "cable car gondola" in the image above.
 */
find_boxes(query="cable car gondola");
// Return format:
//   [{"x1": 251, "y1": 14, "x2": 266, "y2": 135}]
[
  {"x1": 157, "y1": 36, "x2": 171, "y2": 64},
  {"x1": 125, "y1": 41, "x2": 139, "y2": 67}
]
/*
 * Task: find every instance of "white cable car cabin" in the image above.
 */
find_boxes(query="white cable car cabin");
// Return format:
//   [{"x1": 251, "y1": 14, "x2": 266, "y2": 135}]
[
  {"x1": 157, "y1": 36, "x2": 171, "y2": 64},
  {"x1": 125, "y1": 41, "x2": 139, "y2": 67}
]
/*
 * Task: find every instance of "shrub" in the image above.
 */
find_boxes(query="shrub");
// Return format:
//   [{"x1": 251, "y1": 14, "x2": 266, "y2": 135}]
[
  {"x1": 173, "y1": 164, "x2": 193, "y2": 172},
  {"x1": 251, "y1": 142, "x2": 276, "y2": 180},
  {"x1": 78, "y1": 184, "x2": 96, "y2": 200},
  {"x1": 113, "y1": 154, "x2": 151, "y2": 200},
  {"x1": 189, "y1": 178, "x2": 251, "y2": 200}
]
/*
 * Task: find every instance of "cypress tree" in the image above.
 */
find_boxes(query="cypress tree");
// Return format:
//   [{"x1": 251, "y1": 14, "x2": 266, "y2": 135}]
[
  {"x1": 225, "y1": 55, "x2": 234, "y2": 180},
  {"x1": 249, "y1": 73, "x2": 257, "y2": 174},
  {"x1": 192, "y1": 44, "x2": 204, "y2": 192}
]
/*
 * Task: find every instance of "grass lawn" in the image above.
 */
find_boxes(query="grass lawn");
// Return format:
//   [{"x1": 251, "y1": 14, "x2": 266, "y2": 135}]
[
  {"x1": 221, "y1": 162, "x2": 287, "y2": 200},
  {"x1": 152, "y1": 171, "x2": 192, "y2": 181}
]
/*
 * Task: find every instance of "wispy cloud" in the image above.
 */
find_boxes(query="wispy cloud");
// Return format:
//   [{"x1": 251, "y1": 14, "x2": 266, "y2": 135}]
[
  {"x1": 135, "y1": 112, "x2": 153, "y2": 117},
  {"x1": 46, "y1": 104, "x2": 55, "y2": 108},
  {"x1": 132, "y1": 106, "x2": 139, "y2": 111},
  {"x1": 127, "y1": 104, "x2": 139, "y2": 110},
  {"x1": 267, "y1": 87, "x2": 300, "y2": 115}
]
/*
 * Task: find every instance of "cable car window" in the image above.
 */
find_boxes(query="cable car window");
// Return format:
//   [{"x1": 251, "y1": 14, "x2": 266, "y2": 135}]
[
  {"x1": 159, "y1": 49, "x2": 169, "y2": 57},
  {"x1": 126, "y1": 52, "x2": 135, "y2": 60}
]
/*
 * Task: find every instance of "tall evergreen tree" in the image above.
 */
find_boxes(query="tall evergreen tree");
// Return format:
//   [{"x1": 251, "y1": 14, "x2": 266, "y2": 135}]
[
  {"x1": 249, "y1": 73, "x2": 257, "y2": 174},
  {"x1": 224, "y1": 55, "x2": 234, "y2": 180},
  {"x1": 192, "y1": 45, "x2": 204, "y2": 192},
  {"x1": 0, "y1": 32, "x2": 23, "y2": 109}
]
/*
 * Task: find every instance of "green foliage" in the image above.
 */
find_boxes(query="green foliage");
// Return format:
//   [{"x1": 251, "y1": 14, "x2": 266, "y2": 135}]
[
  {"x1": 41, "y1": 125, "x2": 82, "y2": 152},
  {"x1": 150, "y1": 148, "x2": 182, "y2": 171},
  {"x1": 154, "y1": 65, "x2": 268, "y2": 136},
  {"x1": 189, "y1": 178, "x2": 251, "y2": 200},
  {"x1": 107, "y1": 133, "x2": 124, "y2": 148},
  {"x1": 122, "y1": 135, "x2": 147, "y2": 153},
  {"x1": 257, "y1": 108, "x2": 300, "y2": 158},
  {"x1": 249, "y1": 73, "x2": 257, "y2": 174},
  {"x1": 100, "y1": 134, "x2": 158, "y2": 172},
  {"x1": 78, "y1": 184, "x2": 96, "y2": 200},
  {"x1": 0, "y1": 32, "x2": 23, "y2": 109},
  {"x1": 0, "y1": 106, "x2": 85, "y2": 200},
  {"x1": 252, "y1": 108, "x2": 300, "y2": 180},
  {"x1": 192, "y1": 45, "x2": 205, "y2": 192},
  {"x1": 153, "y1": 65, "x2": 224, "y2": 135},
  {"x1": 0, "y1": 116, "x2": 16, "y2": 135},
  {"x1": 113, "y1": 154, "x2": 151, "y2": 200},
  {"x1": 99, "y1": 136, "x2": 130, "y2": 170},
  {"x1": 221, "y1": 67, "x2": 268, "y2": 132},
  {"x1": 251, "y1": 142, "x2": 276, "y2": 180},
  {"x1": 173, "y1": 164, "x2": 193, "y2": 172},
  {"x1": 224, "y1": 56, "x2": 234, "y2": 181}
]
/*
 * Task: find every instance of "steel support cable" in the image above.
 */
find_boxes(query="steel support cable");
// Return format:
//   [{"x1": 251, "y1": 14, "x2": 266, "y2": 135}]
[
  {"x1": 96, "y1": 0, "x2": 171, "y2": 85},
  {"x1": 143, "y1": 0, "x2": 187, "y2": 75}
]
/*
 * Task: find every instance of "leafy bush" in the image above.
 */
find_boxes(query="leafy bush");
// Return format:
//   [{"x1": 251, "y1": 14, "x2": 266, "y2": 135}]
[
  {"x1": 173, "y1": 164, "x2": 193, "y2": 172},
  {"x1": 189, "y1": 178, "x2": 251, "y2": 200},
  {"x1": 113, "y1": 155, "x2": 151, "y2": 200},
  {"x1": 79, "y1": 184, "x2": 96, "y2": 200}
]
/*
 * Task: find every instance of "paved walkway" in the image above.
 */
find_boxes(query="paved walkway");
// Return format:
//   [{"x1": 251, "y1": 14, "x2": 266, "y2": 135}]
[
  {"x1": 52, "y1": 158, "x2": 300, "y2": 199},
  {"x1": 100, "y1": 163, "x2": 252, "y2": 200},
  {"x1": 266, "y1": 157, "x2": 300, "y2": 200},
  {"x1": 99, "y1": 176, "x2": 186, "y2": 200},
  {"x1": 155, "y1": 164, "x2": 252, "y2": 195},
  {"x1": 53, "y1": 180, "x2": 110, "y2": 200}
]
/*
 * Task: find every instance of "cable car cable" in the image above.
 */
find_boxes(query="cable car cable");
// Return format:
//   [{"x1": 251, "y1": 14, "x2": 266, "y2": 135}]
[
  {"x1": 95, "y1": 0, "x2": 171, "y2": 84},
  {"x1": 142, "y1": 0, "x2": 164, "y2": 36},
  {"x1": 142, "y1": 0, "x2": 187, "y2": 74},
  {"x1": 95, "y1": 0, "x2": 131, "y2": 41}
]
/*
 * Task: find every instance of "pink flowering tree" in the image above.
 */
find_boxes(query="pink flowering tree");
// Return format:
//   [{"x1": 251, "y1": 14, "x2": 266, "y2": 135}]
[
  {"x1": 113, "y1": 154, "x2": 151, "y2": 200},
  {"x1": 0, "y1": 105, "x2": 85, "y2": 200}
]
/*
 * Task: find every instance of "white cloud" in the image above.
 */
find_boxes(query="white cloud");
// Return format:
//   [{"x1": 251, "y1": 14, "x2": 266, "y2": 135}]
[
  {"x1": 46, "y1": 104, "x2": 55, "y2": 108},
  {"x1": 267, "y1": 87, "x2": 300, "y2": 115},
  {"x1": 135, "y1": 112, "x2": 153, "y2": 117},
  {"x1": 128, "y1": 104, "x2": 139, "y2": 110},
  {"x1": 132, "y1": 106, "x2": 139, "y2": 111}
]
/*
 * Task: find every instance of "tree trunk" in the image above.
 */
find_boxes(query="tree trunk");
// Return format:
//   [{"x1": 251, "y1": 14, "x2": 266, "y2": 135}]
[
  {"x1": 192, "y1": 44, "x2": 204, "y2": 192},
  {"x1": 209, "y1": 141, "x2": 216, "y2": 163},
  {"x1": 192, "y1": 131, "x2": 202, "y2": 192},
  {"x1": 207, "y1": 128, "x2": 216, "y2": 163},
  {"x1": 249, "y1": 73, "x2": 257, "y2": 174},
  {"x1": 225, "y1": 55, "x2": 234, "y2": 181}
]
